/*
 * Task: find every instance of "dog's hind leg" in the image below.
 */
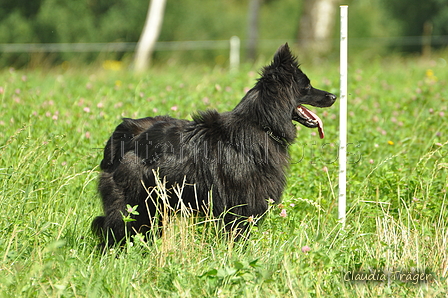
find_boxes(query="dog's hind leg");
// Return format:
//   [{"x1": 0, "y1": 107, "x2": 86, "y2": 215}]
[
  {"x1": 95, "y1": 171, "x2": 131, "y2": 246},
  {"x1": 91, "y1": 215, "x2": 105, "y2": 237}
]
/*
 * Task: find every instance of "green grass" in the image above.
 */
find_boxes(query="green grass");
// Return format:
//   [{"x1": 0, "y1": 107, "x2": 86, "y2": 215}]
[{"x1": 1, "y1": 54, "x2": 447, "y2": 297}]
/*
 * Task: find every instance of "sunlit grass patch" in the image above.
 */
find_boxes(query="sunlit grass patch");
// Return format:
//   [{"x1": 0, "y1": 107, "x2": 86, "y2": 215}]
[{"x1": 1, "y1": 54, "x2": 447, "y2": 296}]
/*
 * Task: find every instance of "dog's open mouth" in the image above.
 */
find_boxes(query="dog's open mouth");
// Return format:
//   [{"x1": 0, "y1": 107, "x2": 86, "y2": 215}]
[{"x1": 294, "y1": 105, "x2": 325, "y2": 139}]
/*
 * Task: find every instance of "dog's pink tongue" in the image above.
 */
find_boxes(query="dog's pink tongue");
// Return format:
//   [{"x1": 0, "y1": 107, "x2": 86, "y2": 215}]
[
  {"x1": 317, "y1": 121, "x2": 324, "y2": 139},
  {"x1": 300, "y1": 106, "x2": 325, "y2": 139}
]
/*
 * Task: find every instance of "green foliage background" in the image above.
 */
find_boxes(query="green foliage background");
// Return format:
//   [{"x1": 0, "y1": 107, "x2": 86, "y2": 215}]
[{"x1": 1, "y1": 0, "x2": 446, "y2": 67}]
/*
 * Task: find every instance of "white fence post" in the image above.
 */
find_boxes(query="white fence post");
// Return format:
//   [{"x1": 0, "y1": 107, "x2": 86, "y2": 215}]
[
  {"x1": 339, "y1": 5, "x2": 348, "y2": 226},
  {"x1": 229, "y1": 36, "x2": 240, "y2": 71}
]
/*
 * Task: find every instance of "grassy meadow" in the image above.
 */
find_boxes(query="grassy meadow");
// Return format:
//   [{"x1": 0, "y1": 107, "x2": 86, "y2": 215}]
[{"x1": 0, "y1": 53, "x2": 447, "y2": 297}]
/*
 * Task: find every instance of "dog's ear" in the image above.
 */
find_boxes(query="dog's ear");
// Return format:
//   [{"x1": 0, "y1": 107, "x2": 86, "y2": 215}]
[{"x1": 272, "y1": 43, "x2": 296, "y2": 68}]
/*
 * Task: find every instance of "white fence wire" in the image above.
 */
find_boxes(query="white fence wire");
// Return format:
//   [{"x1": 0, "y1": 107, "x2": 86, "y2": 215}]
[{"x1": 0, "y1": 36, "x2": 446, "y2": 53}]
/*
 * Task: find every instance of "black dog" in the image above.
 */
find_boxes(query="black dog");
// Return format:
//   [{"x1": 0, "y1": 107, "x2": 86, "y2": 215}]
[{"x1": 92, "y1": 43, "x2": 336, "y2": 246}]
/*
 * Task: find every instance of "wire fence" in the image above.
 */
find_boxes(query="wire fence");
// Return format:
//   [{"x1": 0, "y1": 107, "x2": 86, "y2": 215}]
[
  {"x1": 0, "y1": 40, "x2": 230, "y2": 53},
  {"x1": 0, "y1": 36, "x2": 446, "y2": 69},
  {"x1": 349, "y1": 35, "x2": 448, "y2": 47},
  {"x1": 1, "y1": 36, "x2": 447, "y2": 53}
]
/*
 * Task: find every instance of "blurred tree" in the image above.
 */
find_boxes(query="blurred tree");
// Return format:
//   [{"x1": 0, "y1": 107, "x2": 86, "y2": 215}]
[
  {"x1": 297, "y1": 0, "x2": 339, "y2": 55},
  {"x1": 87, "y1": 0, "x2": 119, "y2": 16},
  {"x1": 246, "y1": 0, "x2": 261, "y2": 61},
  {"x1": 382, "y1": 0, "x2": 448, "y2": 51},
  {"x1": 134, "y1": 0, "x2": 167, "y2": 71},
  {"x1": 0, "y1": 0, "x2": 42, "y2": 18}
]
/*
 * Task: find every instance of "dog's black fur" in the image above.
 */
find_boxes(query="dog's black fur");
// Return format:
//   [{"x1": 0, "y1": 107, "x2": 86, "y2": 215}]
[{"x1": 92, "y1": 43, "x2": 336, "y2": 246}]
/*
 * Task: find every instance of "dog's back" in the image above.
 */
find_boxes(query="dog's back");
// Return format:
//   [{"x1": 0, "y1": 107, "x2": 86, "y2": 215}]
[{"x1": 100, "y1": 116, "x2": 174, "y2": 172}]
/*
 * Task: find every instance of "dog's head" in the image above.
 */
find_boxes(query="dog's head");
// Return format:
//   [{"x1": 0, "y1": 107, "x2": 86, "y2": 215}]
[{"x1": 261, "y1": 43, "x2": 337, "y2": 138}]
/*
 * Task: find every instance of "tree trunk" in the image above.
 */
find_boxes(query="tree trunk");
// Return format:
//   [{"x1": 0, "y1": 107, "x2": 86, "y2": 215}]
[
  {"x1": 422, "y1": 21, "x2": 433, "y2": 59},
  {"x1": 134, "y1": 0, "x2": 167, "y2": 72},
  {"x1": 298, "y1": 0, "x2": 338, "y2": 56},
  {"x1": 246, "y1": 0, "x2": 261, "y2": 61}
]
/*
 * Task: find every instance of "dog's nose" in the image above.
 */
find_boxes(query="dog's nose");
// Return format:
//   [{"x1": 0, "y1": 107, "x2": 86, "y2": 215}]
[{"x1": 327, "y1": 94, "x2": 337, "y2": 102}]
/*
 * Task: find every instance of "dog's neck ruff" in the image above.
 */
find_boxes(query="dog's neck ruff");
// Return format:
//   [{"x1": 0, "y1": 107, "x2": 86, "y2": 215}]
[{"x1": 263, "y1": 126, "x2": 289, "y2": 147}]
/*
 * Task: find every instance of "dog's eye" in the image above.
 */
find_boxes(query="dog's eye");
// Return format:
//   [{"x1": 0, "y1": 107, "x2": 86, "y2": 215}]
[{"x1": 304, "y1": 84, "x2": 311, "y2": 91}]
